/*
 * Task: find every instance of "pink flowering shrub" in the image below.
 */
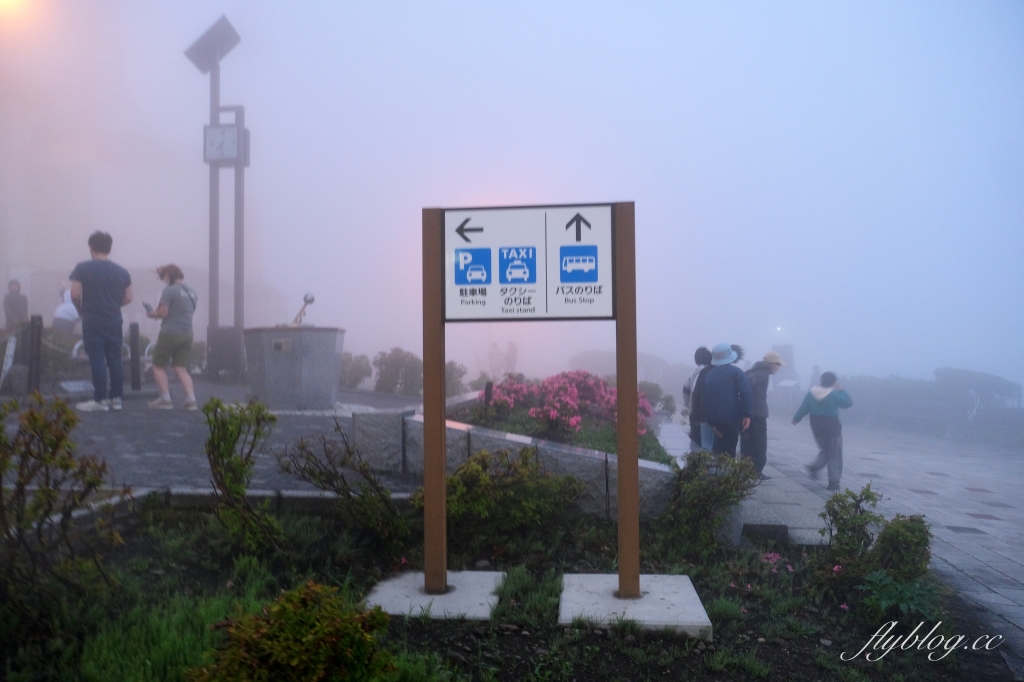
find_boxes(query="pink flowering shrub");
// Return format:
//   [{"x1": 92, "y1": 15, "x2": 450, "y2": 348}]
[
  {"x1": 487, "y1": 374, "x2": 534, "y2": 411},
  {"x1": 482, "y1": 370, "x2": 652, "y2": 437},
  {"x1": 470, "y1": 371, "x2": 664, "y2": 461}
]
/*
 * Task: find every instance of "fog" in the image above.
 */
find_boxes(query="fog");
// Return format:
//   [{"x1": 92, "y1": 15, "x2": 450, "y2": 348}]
[{"x1": 2, "y1": 1, "x2": 1022, "y2": 388}]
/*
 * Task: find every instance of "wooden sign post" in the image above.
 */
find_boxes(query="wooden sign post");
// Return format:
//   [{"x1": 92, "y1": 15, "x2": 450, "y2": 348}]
[{"x1": 421, "y1": 202, "x2": 638, "y2": 597}]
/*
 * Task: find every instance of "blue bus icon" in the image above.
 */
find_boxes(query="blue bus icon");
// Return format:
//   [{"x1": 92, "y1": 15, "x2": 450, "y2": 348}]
[
  {"x1": 454, "y1": 248, "x2": 491, "y2": 285},
  {"x1": 499, "y1": 246, "x2": 537, "y2": 284},
  {"x1": 559, "y1": 245, "x2": 598, "y2": 282}
]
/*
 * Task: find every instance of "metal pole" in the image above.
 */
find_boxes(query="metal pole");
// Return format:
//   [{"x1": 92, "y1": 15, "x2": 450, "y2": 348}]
[
  {"x1": 27, "y1": 315, "x2": 42, "y2": 393},
  {"x1": 208, "y1": 61, "x2": 221, "y2": 336},
  {"x1": 614, "y1": 202, "x2": 640, "y2": 599},
  {"x1": 422, "y1": 208, "x2": 448, "y2": 594},
  {"x1": 129, "y1": 322, "x2": 141, "y2": 390},
  {"x1": 233, "y1": 109, "x2": 245, "y2": 333}
]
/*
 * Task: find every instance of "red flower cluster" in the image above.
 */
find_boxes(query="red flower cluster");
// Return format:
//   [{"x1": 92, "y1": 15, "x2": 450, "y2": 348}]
[{"x1": 481, "y1": 370, "x2": 653, "y2": 435}]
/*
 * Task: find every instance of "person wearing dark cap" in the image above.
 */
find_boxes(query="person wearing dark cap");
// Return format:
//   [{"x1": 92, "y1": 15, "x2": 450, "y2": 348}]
[
  {"x1": 701, "y1": 342, "x2": 753, "y2": 457},
  {"x1": 740, "y1": 351, "x2": 785, "y2": 480},
  {"x1": 792, "y1": 371, "x2": 852, "y2": 492},
  {"x1": 69, "y1": 231, "x2": 132, "y2": 412}
]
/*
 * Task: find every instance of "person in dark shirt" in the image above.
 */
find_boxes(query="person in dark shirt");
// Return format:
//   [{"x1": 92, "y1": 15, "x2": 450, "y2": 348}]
[
  {"x1": 69, "y1": 231, "x2": 132, "y2": 412},
  {"x1": 701, "y1": 342, "x2": 753, "y2": 457},
  {"x1": 740, "y1": 351, "x2": 785, "y2": 480},
  {"x1": 684, "y1": 346, "x2": 714, "y2": 451},
  {"x1": 3, "y1": 280, "x2": 28, "y2": 333}
]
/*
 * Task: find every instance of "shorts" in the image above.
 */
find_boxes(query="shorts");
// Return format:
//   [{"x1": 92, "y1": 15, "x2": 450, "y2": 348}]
[{"x1": 152, "y1": 333, "x2": 193, "y2": 368}]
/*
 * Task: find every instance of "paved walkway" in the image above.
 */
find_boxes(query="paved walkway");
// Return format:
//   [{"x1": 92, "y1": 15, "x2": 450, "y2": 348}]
[
  {"x1": 659, "y1": 416, "x2": 1024, "y2": 666},
  {"x1": 2, "y1": 381, "x2": 423, "y2": 493}
]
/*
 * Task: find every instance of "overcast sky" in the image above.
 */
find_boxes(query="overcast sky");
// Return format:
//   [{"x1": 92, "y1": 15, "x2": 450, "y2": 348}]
[{"x1": 2, "y1": 1, "x2": 1022, "y2": 386}]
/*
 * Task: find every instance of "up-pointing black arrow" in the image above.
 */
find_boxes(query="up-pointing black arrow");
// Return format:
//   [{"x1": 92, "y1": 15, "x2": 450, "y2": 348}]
[
  {"x1": 455, "y1": 218, "x2": 483, "y2": 243},
  {"x1": 565, "y1": 213, "x2": 591, "y2": 242}
]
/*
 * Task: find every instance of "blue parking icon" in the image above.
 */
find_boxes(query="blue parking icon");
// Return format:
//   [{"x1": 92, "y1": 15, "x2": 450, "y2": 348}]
[
  {"x1": 559, "y1": 245, "x2": 598, "y2": 282},
  {"x1": 499, "y1": 246, "x2": 536, "y2": 284},
  {"x1": 454, "y1": 248, "x2": 491, "y2": 285}
]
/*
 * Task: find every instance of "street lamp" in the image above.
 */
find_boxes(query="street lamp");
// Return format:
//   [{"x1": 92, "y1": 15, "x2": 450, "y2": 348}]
[{"x1": 185, "y1": 15, "x2": 249, "y2": 378}]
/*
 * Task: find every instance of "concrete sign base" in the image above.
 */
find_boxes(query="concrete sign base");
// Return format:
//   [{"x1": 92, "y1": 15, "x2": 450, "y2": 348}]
[
  {"x1": 558, "y1": 574, "x2": 713, "y2": 640},
  {"x1": 365, "y1": 570, "x2": 504, "y2": 621}
]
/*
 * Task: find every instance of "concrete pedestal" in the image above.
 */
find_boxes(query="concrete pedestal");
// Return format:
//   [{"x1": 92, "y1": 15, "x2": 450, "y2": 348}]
[
  {"x1": 244, "y1": 326, "x2": 343, "y2": 410},
  {"x1": 364, "y1": 571, "x2": 503, "y2": 620},
  {"x1": 558, "y1": 574, "x2": 713, "y2": 640}
]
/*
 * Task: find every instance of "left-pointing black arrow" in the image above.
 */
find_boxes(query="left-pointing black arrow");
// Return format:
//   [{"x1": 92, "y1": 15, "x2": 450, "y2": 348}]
[{"x1": 455, "y1": 218, "x2": 484, "y2": 243}]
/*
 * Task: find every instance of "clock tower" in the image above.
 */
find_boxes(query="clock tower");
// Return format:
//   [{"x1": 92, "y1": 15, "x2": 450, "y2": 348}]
[{"x1": 186, "y1": 16, "x2": 249, "y2": 378}]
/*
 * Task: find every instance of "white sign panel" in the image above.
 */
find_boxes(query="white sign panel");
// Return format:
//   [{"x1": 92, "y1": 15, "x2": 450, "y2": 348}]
[{"x1": 444, "y1": 204, "x2": 614, "y2": 321}]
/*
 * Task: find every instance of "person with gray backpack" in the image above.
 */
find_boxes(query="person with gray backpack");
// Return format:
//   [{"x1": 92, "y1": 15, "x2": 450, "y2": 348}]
[{"x1": 146, "y1": 264, "x2": 199, "y2": 410}]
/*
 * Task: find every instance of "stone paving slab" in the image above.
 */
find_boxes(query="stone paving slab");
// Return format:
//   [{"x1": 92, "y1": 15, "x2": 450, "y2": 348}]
[
  {"x1": 657, "y1": 414, "x2": 1024, "y2": 660},
  {"x1": 761, "y1": 416, "x2": 1024, "y2": 660}
]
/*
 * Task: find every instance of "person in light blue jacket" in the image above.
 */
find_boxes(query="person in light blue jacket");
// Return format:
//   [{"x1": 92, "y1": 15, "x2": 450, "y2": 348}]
[{"x1": 792, "y1": 371, "x2": 852, "y2": 492}]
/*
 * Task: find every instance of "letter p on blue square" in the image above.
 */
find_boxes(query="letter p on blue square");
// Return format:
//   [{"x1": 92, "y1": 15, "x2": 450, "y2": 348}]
[
  {"x1": 559, "y1": 245, "x2": 598, "y2": 282},
  {"x1": 454, "y1": 248, "x2": 491, "y2": 285}
]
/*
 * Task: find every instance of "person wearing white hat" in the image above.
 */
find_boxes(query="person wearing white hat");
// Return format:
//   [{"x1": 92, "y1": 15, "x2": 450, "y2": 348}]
[
  {"x1": 740, "y1": 351, "x2": 785, "y2": 480},
  {"x1": 701, "y1": 342, "x2": 754, "y2": 457}
]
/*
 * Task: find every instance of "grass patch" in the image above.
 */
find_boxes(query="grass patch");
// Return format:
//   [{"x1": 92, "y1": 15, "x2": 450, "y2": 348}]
[
  {"x1": 706, "y1": 648, "x2": 771, "y2": 678},
  {"x1": 492, "y1": 566, "x2": 561, "y2": 628}
]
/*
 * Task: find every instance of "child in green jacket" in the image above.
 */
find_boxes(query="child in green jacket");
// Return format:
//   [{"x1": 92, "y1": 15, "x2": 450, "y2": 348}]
[{"x1": 792, "y1": 372, "x2": 852, "y2": 491}]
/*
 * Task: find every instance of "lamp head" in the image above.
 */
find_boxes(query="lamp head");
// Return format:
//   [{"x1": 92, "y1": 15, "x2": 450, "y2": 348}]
[{"x1": 185, "y1": 16, "x2": 240, "y2": 74}]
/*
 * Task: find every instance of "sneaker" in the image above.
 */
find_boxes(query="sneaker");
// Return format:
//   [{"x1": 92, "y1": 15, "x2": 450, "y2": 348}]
[
  {"x1": 805, "y1": 465, "x2": 820, "y2": 480},
  {"x1": 182, "y1": 398, "x2": 198, "y2": 411},
  {"x1": 758, "y1": 473, "x2": 773, "y2": 481},
  {"x1": 76, "y1": 399, "x2": 110, "y2": 412},
  {"x1": 110, "y1": 397, "x2": 122, "y2": 411},
  {"x1": 148, "y1": 397, "x2": 174, "y2": 410},
  {"x1": 827, "y1": 482, "x2": 840, "y2": 492}
]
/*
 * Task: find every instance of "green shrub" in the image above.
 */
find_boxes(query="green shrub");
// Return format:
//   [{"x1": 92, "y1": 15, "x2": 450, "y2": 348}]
[
  {"x1": 277, "y1": 421, "x2": 409, "y2": 563},
  {"x1": 372, "y1": 347, "x2": 423, "y2": 397},
  {"x1": 867, "y1": 514, "x2": 931, "y2": 582},
  {"x1": 654, "y1": 450, "x2": 758, "y2": 560},
  {"x1": 0, "y1": 395, "x2": 123, "y2": 632},
  {"x1": 186, "y1": 581, "x2": 390, "y2": 682},
  {"x1": 203, "y1": 398, "x2": 283, "y2": 553},
  {"x1": 467, "y1": 371, "x2": 490, "y2": 391},
  {"x1": 340, "y1": 352, "x2": 373, "y2": 389},
  {"x1": 637, "y1": 381, "x2": 663, "y2": 407},
  {"x1": 445, "y1": 360, "x2": 468, "y2": 396},
  {"x1": 814, "y1": 484, "x2": 884, "y2": 590},
  {"x1": 412, "y1": 447, "x2": 586, "y2": 556},
  {"x1": 572, "y1": 419, "x2": 674, "y2": 465},
  {"x1": 855, "y1": 569, "x2": 938, "y2": 621}
]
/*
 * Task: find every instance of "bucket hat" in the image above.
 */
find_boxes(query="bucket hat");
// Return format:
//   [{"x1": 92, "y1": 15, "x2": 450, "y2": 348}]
[
  {"x1": 763, "y1": 351, "x2": 786, "y2": 365},
  {"x1": 710, "y1": 343, "x2": 737, "y2": 366}
]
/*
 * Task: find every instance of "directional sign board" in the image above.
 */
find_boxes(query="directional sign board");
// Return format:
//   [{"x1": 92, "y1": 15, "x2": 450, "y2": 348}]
[{"x1": 444, "y1": 204, "x2": 614, "y2": 321}]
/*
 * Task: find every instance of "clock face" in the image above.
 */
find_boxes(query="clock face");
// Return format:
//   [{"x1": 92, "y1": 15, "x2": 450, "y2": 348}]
[{"x1": 205, "y1": 125, "x2": 240, "y2": 162}]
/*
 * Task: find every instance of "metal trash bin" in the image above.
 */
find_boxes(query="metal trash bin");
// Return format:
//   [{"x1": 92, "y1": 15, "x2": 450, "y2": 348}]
[{"x1": 244, "y1": 327, "x2": 344, "y2": 410}]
